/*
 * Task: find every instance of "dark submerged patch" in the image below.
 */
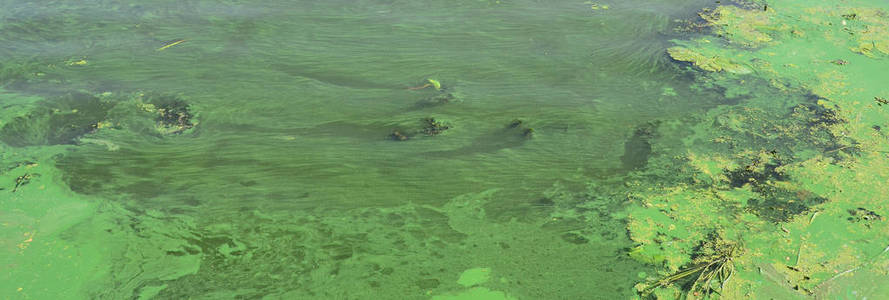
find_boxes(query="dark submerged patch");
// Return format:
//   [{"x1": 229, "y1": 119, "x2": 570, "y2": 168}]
[
  {"x1": 145, "y1": 93, "x2": 195, "y2": 134},
  {"x1": 724, "y1": 151, "x2": 827, "y2": 222},
  {"x1": 621, "y1": 122, "x2": 659, "y2": 171},
  {"x1": 0, "y1": 92, "x2": 114, "y2": 147}
]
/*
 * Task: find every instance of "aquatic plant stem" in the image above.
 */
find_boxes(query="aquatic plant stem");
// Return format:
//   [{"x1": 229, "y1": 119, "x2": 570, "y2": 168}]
[{"x1": 815, "y1": 244, "x2": 889, "y2": 290}]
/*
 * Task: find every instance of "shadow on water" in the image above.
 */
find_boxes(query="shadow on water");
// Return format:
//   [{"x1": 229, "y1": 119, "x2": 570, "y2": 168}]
[{"x1": 419, "y1": 123, "x2": 532, "y2": 159}]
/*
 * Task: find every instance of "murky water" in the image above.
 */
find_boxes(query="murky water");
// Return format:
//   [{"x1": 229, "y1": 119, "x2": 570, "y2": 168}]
[{"x1": 2, "y1": 0, "x2": 726, "y2": 298}]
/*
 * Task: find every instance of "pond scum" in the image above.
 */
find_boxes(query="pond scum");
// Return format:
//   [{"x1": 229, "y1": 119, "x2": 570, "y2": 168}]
[
  {"x1": 627, "y1": 0, "x2": 889, "y2": 298},
  {"x1": 1, "y1": 0, "x2": 889, "y2": 299}
]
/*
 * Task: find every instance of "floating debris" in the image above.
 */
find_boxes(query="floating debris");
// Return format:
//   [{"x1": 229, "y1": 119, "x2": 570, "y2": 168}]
[
  {"x1": 12, "y1": 173, "x2": 34, "y2": 192},
  {"x1": 639, "y1": 236, "x2": 741, "y2": 298},
  {"x1": 156, "y1": 39, "x2": 186, "y2": 51},
  {"x1": 505, "y1": 119, "x2": 534, "y2": 139},
  {"x1": 847, "y1": 207, "x2": 882, "y2": 227},
  {"x1": 522, "y1": 128, "x2": 534, "y2": 138},
  {"x1": 65, "y1": 57, "x2": 89, "y2": 66},
  {"x1": 137, "y1": 93, "x2": 197, "y2": 134},
  {"x1": 387, "y1": 117, "x2": 452, "y2": 141},
  {"x1": 407, "y1": 78, "x2": 442, "y2": 91},
  {"x1": 421, "y1": 117, "x2": 450, "y2": 136},
  {"x1": 389, "y1": 130, "x2": 409, "y2": 141}
]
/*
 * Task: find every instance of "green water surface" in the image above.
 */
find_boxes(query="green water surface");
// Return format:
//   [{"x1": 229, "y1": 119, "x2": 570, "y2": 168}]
[{"x1": 2, "y1": 0, "x2": 734, "y2": 299}]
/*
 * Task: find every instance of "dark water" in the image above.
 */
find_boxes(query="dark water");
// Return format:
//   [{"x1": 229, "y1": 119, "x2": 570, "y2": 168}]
[{"x1": 1, "y1": 0, "x2": 724, "y2": 298}]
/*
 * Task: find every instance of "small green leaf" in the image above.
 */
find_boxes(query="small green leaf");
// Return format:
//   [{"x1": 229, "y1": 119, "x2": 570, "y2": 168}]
[{"x1": 427, "y1": 78, "x2": 442, "y2": 90}]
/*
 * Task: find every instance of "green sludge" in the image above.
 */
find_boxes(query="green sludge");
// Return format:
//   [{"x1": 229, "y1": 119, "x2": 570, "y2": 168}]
[
  {"x1": 3, "y1": 0, "x2": 889, "y2": 299},
  {"x1": 626, "y1": 0, "x2": 889, "y2": 298}
]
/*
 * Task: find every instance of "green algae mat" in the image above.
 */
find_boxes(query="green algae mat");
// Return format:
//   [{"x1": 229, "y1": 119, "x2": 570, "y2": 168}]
[{"x1": 2, "y1": 0, "x2": 889, "y2": 299}]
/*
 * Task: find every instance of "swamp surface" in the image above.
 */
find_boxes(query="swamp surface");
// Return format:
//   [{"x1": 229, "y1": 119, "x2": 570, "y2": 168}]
[{"x1": 2, "y1": 0, "x2": 888, "y2": 299}]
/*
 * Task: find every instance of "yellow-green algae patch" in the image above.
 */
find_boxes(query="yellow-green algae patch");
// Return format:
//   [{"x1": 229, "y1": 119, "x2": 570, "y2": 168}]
[
  {"x1": 0, "y1": 90, "x2": 113, "y2": 298},
  {"x1": 627, "y1": 0, "x2": 889, "y2": 298},
  {"x1": 432, "y1": 267, "x2": 514, "y2": 300},
  {"x1": 667, "y1": 46, "x2": 753, "y2": 74},
  {"x1": 699, "y1": 5, "x2": 777, "y2": 48},
  {"x1": 457, "y1": 267, "x2": 492, "y2": 287}
]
